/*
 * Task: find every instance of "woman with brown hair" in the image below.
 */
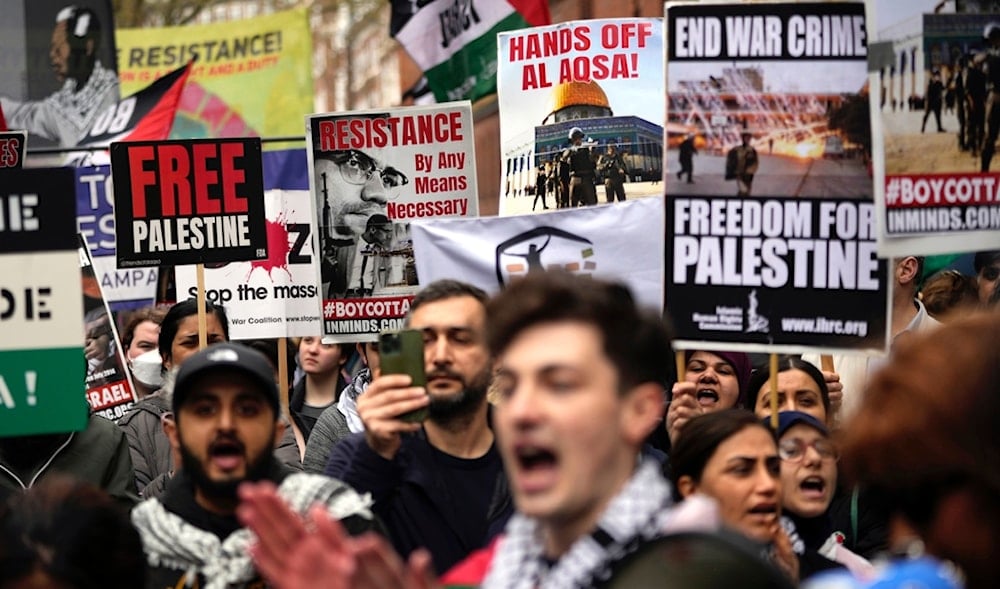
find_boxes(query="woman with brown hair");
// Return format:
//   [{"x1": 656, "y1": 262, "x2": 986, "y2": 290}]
[{"x1": 831, "y1": 312, "x2": 1000, "y2": 589}]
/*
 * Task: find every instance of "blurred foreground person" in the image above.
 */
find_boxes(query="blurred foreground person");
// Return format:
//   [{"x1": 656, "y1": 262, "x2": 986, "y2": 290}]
[
  {"x1": 808, "y1": 312, "x2": 1000, "y2": 589},
  {"x1": 240, "y1": 273, "x2": 790, "y2": 588},
  {"x1": 0, "y1": 476, "x2": 145, "y2": 588}
]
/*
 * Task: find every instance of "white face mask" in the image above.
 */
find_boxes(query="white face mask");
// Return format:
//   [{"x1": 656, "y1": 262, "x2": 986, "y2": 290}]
[{"x1": 129, "y1": 350, "x2": 163, "y2": 389}]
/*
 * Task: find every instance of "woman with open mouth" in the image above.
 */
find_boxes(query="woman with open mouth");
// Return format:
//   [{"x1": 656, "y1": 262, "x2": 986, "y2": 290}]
[
  {"x1": 665, "y1": 350, "x2": 752, "y2": 446},
  {"x1": 772, "y1": 411, "x2": 873, "y2": 581},
  {"x1": 671, "y1": 409, "x2": 799, "y2": 583}
]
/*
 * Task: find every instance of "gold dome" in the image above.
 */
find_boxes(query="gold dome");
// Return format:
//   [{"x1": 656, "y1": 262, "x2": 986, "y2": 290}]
[{"x1": 547, "y1": 80, "x2": 611, "y2": 115}]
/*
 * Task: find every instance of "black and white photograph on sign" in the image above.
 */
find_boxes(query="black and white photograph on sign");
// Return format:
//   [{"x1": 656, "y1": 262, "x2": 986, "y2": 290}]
[
  {"x1": 0, "y1": 1, "x2": 119, "y2": 148},
  {"x1": 306, "y1": 103, "x2": 478, "y2": 343},
  {"x1": 666, "y1": 2, "x2": 870, "y2": 199},
  {"x1": 110, "y1": 137, "x2": 267, "y2": 268},
  {"x1": 311, "y1": 147, "x2": 416, "y2": 300},
  {"x1": 665, "y1": 2, "x2": 889, "y2": 354}
]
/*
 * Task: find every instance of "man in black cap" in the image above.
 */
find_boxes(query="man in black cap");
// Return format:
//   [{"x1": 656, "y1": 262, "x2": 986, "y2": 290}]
[{"x1": 130, "y1": 343, "x2": 380, "y2": 589}]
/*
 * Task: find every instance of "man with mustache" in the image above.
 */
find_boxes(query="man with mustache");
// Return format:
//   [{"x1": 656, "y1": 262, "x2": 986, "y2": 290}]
[
  {"x1": 324, "y1": 280, "x2": 512, "y2": 575},
  {"x1": 131, "y1": 343, "x2": 380, "y2": 588},
  {"x1": 315, "y1": 148, "x2": 408, "y2": 298}
]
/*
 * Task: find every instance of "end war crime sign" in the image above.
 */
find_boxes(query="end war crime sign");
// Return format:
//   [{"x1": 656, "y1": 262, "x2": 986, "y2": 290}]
[{"x1": 111, "y1": 137, "x2": 267, "y2": 267}]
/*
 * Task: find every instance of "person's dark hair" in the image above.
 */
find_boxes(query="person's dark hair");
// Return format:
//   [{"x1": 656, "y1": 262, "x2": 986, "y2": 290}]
[
  {"x1": 158, "y1": 298, "x2": 230, "y2": 363},
  {"x1": 0, "y1": 476, "x2": 146, "y2": 588},
  {"x1": 62, "y1": 6, "x2": 102, "y2": 49},
  {"x1": 120, "y1": 306, "x2": 167, "y2": 351},
  {"x1": 973, "y1": 250, "x2": 1000, "y2": 274},
  {"x1": 408, "y1": 279, "x2": 488, "y2": 318},
  {"x1": 670, "y1": 410, "x2": 774, "y2": 497},
  {"x1": 242, "y1": 339, "x2": 298, "y2": 389},
  {"x1": 745, "y1": 356, "x2": 830, "y2": 418},
  {"x1": 840, "y1": 313, "x2": 1000, "y2": 587},
  {"x1": 486, "y1": 271, "x2": 673, "y2": 394}
]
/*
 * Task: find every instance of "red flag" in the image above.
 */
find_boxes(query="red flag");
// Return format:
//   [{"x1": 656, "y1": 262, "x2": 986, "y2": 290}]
[{"x1": 77, "y1": 62, "x2": 192, "y2": 147}]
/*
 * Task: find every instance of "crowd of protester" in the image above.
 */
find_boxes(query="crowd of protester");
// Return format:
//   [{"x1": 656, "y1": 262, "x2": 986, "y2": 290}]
[{"x1": 0, "y1": 250, "x2": 998, "y2": 588}]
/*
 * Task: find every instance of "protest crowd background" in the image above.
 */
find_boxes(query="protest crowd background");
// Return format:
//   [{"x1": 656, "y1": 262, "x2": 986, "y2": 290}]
[{"x1": 1, "y1": 0, "x2": 1000, "y2": 588}]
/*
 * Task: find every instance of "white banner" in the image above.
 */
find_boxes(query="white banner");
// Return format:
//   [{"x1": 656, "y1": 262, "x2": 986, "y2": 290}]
[
  {"x1": 175, "y1": 189, "x2": 322, "y2": 339},
  {"x1": 411, "y1": 197, "x2": 665, "y2": 311}
]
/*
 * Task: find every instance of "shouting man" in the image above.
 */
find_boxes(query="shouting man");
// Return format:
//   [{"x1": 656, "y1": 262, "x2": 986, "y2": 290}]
[{"x1": 130, "y1": 343, "x2": 379, "y2": 588}]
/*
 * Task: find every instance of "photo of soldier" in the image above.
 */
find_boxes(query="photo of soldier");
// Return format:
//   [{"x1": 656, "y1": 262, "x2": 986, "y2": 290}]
[
  {"x1": 562, "y1": 127, "x2": 599, "y2": 207},
  {"x1": 921, "y1": 68, "x2": 946, "y2": 133},
  {"x1": 598, "y1": 143, "x2": 627, "y2": 202},
  {"x1": 677, "y1": 133, "x2": 698, "y2": 184},
  {"x1": 532, "y1": 161, "x2": 549, "y2": 210},
  {"x1": 313, "y1": 148, "x2": 408, "y2": 298},
  {"x1": 0, "y1": 5, "x2": 119, "y2": 147},
  {"x1": 725, "y1": 130, "x2": 759, "y2": 197}
]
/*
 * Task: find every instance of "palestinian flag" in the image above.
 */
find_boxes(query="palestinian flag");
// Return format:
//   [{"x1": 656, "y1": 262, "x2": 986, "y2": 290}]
[
  {"x1": 390, "y1": 0, "x2": 550, "y2": 103},
  {"x1": 77, "y1": 62, "x2": 192, "y2": 147}
]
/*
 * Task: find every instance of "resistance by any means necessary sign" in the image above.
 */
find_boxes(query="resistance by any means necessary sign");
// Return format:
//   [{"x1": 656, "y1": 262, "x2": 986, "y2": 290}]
[{"x1": 111, "y1": 137, "x2": 267, "y2": 267}]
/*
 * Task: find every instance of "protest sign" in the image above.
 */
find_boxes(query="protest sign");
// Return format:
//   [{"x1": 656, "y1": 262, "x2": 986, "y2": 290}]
[
  {"x1": 306, "y1": 102, "x2": 479, "y2": 342},
  {"x1": 868, "y1": 2, "x2": 1000, "y2": 256},
  {"x1": 411, "y1": 198, "x2": 665, "y2": 311},
  {"x1": 176, "y1": 149, "x2": 322, "y2": 338},
  {"x1": 111, "y1": 137, "x2": 267, "y2": 268},
  {"x1": 0, "y1": 1, "x2": 119, "y2": 148},
  {"x1": 0, "y1": 168, "x2": 88, "y2": 437},
  {"x1": 497, "y1": 18, "x2": 665, "y2": 215},
  {"x1": 116, "y1": 7, "x2": 312, "y2": 139},
  {"x1": 665, "y1": 2, "x2": 889, "y2": 355},
  {"x1": 0, "y1": 131, "x2": 26, "y2": 168},
  {"x1": 79, "y1": 235, "x2": 137, "y2": 420},
  {"x1": 76, "y1": 165, "x2": 158, "y2": 311}
]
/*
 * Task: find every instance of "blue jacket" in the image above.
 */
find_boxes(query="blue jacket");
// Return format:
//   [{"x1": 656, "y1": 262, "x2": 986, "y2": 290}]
[{"x1": 325, "y1": 430, "x2": 512, "y2": 575}]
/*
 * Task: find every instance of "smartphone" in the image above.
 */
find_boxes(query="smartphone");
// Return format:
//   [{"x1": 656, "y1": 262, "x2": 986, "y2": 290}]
[{"x1": 378, "y1": 329, "x2": 428, "y2": 423}]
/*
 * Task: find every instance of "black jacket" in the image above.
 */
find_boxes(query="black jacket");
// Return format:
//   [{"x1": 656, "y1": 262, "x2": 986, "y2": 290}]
[{"x1": 325, "y1": 429, "x2": 512, "y2": 575}]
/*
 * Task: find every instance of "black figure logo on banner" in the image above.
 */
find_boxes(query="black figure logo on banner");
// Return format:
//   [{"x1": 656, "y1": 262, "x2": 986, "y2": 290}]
[
  {"x1": 745, "y1": 290, "x2": 770, "y2": 334},
  {"x1": 494, "y1": 226, "x2": 594, "y2": 286}
]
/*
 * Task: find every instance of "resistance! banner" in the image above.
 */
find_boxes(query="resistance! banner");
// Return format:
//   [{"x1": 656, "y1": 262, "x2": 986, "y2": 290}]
[{"x1": 116, "y1": 7, "x2": 313, "y2": 139}]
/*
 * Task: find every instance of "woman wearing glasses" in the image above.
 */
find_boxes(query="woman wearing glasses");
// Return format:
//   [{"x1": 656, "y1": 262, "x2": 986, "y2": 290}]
[
  {"x1": 772, "y1": 411, "x2": 873, "y2": 580},
  {"x1": 748, "y1": 357, "x2": 891, "y2": 560}
]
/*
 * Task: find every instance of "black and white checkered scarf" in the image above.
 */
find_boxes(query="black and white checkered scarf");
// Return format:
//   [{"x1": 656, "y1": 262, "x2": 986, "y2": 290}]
[{"x1": 482, "y1": 458, "x2": 674, "y2": 589}]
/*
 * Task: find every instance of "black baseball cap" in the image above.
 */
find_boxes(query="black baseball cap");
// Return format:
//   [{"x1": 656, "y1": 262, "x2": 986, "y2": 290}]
[{"x1": 172, "y1": 343, "x2": 279, "y2": 415}]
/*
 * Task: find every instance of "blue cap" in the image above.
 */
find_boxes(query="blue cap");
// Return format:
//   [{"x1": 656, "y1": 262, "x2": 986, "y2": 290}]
[{"x1": 764, "y1": 411, "x2": 829, "y2": 438}]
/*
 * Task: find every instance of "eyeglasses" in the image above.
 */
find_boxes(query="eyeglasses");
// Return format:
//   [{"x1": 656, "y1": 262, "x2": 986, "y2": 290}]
[
  {"x1": 778, "y1": 438, "x2": 839, "y2": 462},
  {"x1": 336, "y1": 150, "x2": 409, "y2": 189}
]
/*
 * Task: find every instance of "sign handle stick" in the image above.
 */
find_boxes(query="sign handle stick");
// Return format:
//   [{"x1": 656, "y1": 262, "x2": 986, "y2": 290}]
[
  {"x1": 675, "y1": 350, "x2": 686, "y2": 382},
  {"x1": 769, "y1": 353, "x2": 779, "y2": 430},
  {"x1": 278, "y1": 337, "x2": 290, "y2": 425},
  {"x1": 196, "y1": 263, "x2": 207, "y2": 350},
  {"x1": 820, "y1": 354, "x2": 835, "y2": 373}
]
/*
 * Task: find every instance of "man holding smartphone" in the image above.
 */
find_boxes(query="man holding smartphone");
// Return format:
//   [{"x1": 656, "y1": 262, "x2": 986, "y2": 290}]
[{"x1": 324, "y1": 280, "x2": 511, "y2": 575}]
